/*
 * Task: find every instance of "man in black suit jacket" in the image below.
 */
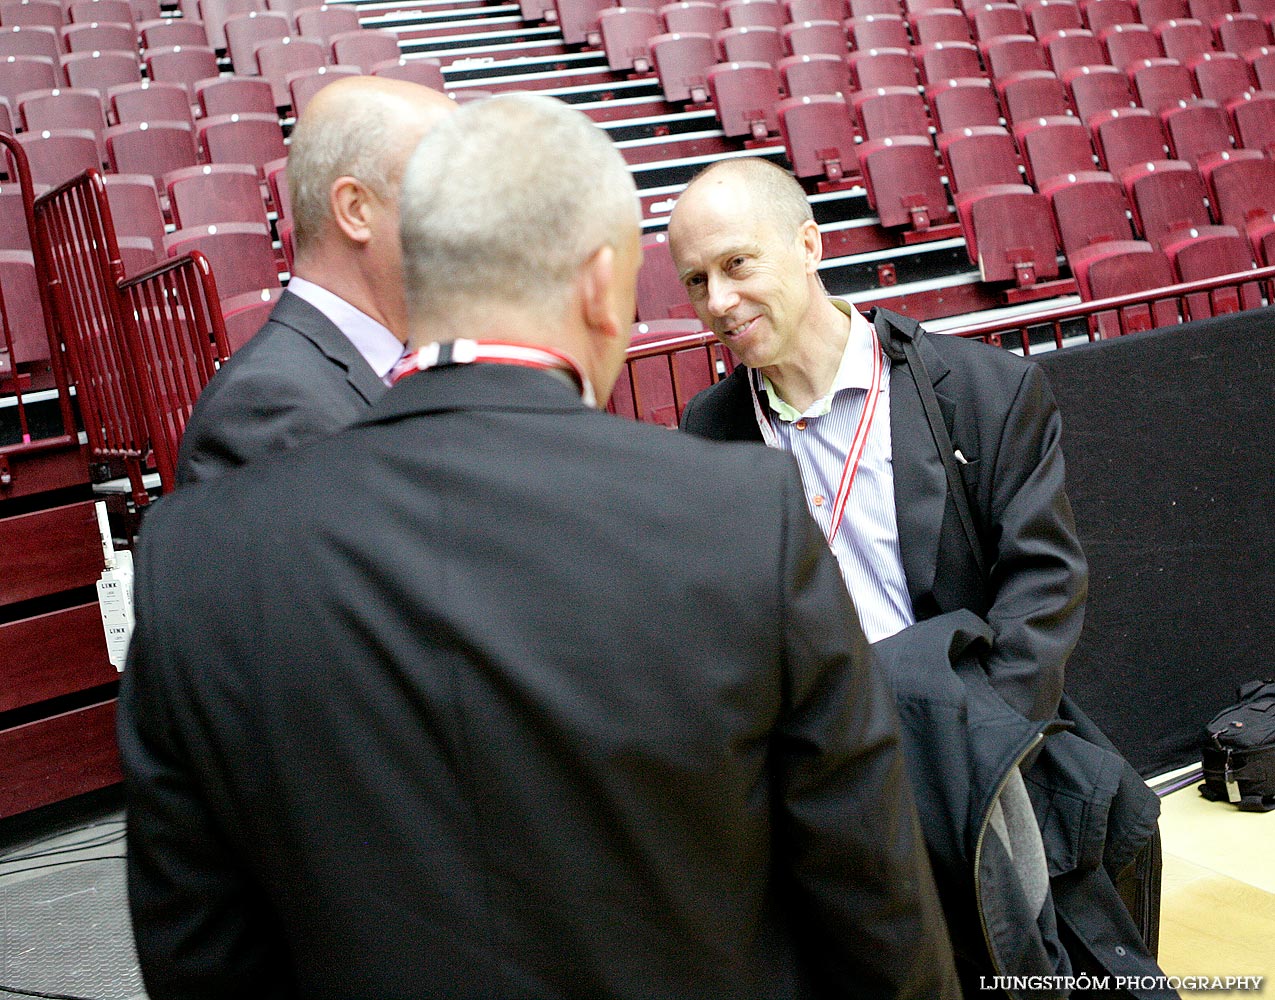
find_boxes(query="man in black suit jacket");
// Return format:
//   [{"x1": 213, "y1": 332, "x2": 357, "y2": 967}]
[
  {"x1": 670, "y1": 159, "x2": 1087, "y2": 725},
  {"x1": 176, "y1": 76, "x2": 454, "y2": 486},
  {"x1": 119, "y1": 95, "x2": 960, "y2": 999}
]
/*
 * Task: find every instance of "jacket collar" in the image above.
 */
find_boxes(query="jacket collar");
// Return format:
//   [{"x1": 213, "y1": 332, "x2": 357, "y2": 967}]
[
  {"x1": 269, "y1": 290, "x2": 390, "y2": 405},
  {"x1": 356, "y1": 360, "x2": 589, "y2": 429}
]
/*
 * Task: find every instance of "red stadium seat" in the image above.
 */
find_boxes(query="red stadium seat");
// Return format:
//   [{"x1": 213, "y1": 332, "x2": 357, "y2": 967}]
[
  {"x1": 1154, "y1": 17, "x2": 1215, "y2": 61},
  {"x1": 166, "y1": 162, "x2": 269, "y2": 229},
  {"x1": 60, "y1": 21, "x2": 134, "y2": 54},
  {"x1": 163, "y1": 221, "x2": 281, "y2": 300},
  {"x1": 198, "y1": 0, "x2": 263, "y2": 49},
  {"x1": 1014, "y1": 114, "x2": 1099, "y2": 185},
  {"x1": 1136, "y1": 0, "x2": 1188, "y2": 23},
  {"x1": 723, "y1": 0, "x2": 785, "y2": 29},
  {"x1": 254, "y1": 34, "x2": 326, "y2": 107},
  {"x1": 969, "y1": 3, "x2": 1028, "y2": 41},
  {"x1": 197, "y1": 111, "x2": 287, "y2": 176},
  {"x1": 910, "y1": 6, "x2": 971, "y2": 44},
  {"x1": 223, "y1": 9, "x2": 290, "y2": 73},
  {"x1": 139, "y1": 16, "x2": 208, "y2": 49},
  {"x1": 1227, "y1": 87, "x2": 1275, "y2": 152},
  {"x1": 780, "y1": 18, "x2": 848, "y2": 57},
  {"x1": 848, "y1": 45, "x2": 917, "y2": 88},
  {"x1": 659, "y1": 0, "x2": 725, "y2": 35},
  {"x1": 1198, "y1": 146, "x2": 1275, "y2": 227},
  {"x1": 955, "y1": 182, "x2": 1061, "y2": 284},
  {"x1": 1068, "y1": 238, "x2": 1178, "y2": 335},
  {"x1": 599, "y1": 7, "x2": 660, "y2": 73},
  {"x1": 329, "y1": 28, "x2": 399, "y2": 72},
  {"x1": 777, "y1": 92, "x2": 858, "y2": 181},
  {"x1": 915, "y1": 39, "x2": 984, "y2": 84},
  {"x1": 0, "y1": 0, "x2": 64, "y2": 29},
  {"x1": 13, "y1": 126, "x2": 99, "y2": 187},
  {"x1": 1081, "y1": 0, "x2": 1137, "y2": 32},
  {"x1": 0, "y1": 249, "x2": 48, "y2": 363},
  {"x1": 1064, "y1": 63, "x2": 1137, "y2": 124},
  {"x1": 858, "y1": 134, "x2": 954, "y2": 229},
  {"x1": 939, "y1": 123, "x2": 1023, "y2": 192},
  {"x1": 1161, "y1": 222, "x2": 1260, "y2": 316},
  {"x1": 715, "y1": 24, "x2": 783, "y2": 65},
  {"x1": 1214, "y1": 12, "x2": 1268, "y2": 54},
  {"x1": 927, "y1": 76, "x2": 1003, "y2": 132},
  {"x1": 1160, "y1": 98, "x2": 1234, "y2": 165},
  {"x1": 778, "y1": 50, "x2": 851, "y2": 96},
  {"x1": 852, "y1": 83, "x2": 930, "y2": 138},
  {"x1": 636, "y1": 230, "x2": 695, "y2": 322},
  {"x1": 980, "y1": 34, "x2": 1050, "y2": 80},
  {"x1": 0, "y1": 23, "x2": 59, "y2": 62},
  {"x1": 196, "y1": 74, "x2": 276, "y2": 117},
  {"x1": 286, "y1": 63, "x2": 357, "y2": 116},
  {"x1": 1043, "y1": 28, "x2": 1108, "y2": 75},
  {"x1": 109, "y1": 79, "x2": 192, "y2": 126},
  {"x1": 846, "y1": 12, "x2": 909, "y2": 48},
  {"x1": 786, "y1": 0, "x2": 846, "y2": 19},
  {"x1": 651, "y1": 31, "x2": 716, "y2": 102},
  {"x1": 1100, "y1": 22, "x2": 1163, "y2": 69},
  {"x1": 1039, "y1": 168, "x2": 1134, "y2": 255},
  {"x1": 102, "y1": 171, "x2": 166, "y2": 261},
  {"x1": 556, "y1": 0, "x2": 611, "y2": 44},
  {"x1": 369, "y1": 56, "x2": 444, "y2": 90},
  {"x1": 0, "y1": 55, "x2": 58, "y2": 110},
  {"x1": 1128, "y1": 56, "x2": 1198, "y2": 114},
  {"x1": 1189, "y1": 50, "x2": 1255, "y2": 102},
  {"x1": 220, "y1": 286, "x2": 281, "y2": 351},
  {"x1": 1028, "y1": 0, "x2": 1084, "y2": 35},
  {"x1": 708, "y1": 60, "x2": 780, "y2": 139},
  {"x1": 294, "y1": 3, "x2": 360, "y2": 43},
  {"x1": 996, "y1": 69, "x2": 1070, "y2": 127},
  {"x1": 144, "y1": 44, "x2": 219, "y2": 100},
  {"x1": 104, "y1": 119, "x2": 199, "y2": 190},
  {"x1": 1120, "y1": 157, "x2": 1212, "y2": 246},
  {"x1": 18, "y1": 87, "x2": 106, "y2": 161},
  {"x1": 1091, "y1": 104, "x2": 1169, "y2": 172}
]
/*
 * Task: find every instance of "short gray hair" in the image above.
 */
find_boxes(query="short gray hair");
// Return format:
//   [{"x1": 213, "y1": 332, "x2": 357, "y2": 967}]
[{"x1": 399, "y1": 93, "x2": 640, "y2": 326}]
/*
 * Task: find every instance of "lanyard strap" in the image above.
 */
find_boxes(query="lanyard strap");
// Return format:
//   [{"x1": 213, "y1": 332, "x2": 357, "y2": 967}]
[
  {"x1": 749, "y1": 322, "x2": 883, "y2": 545},
  {"x1": 392, "y1": 339, "x2": 596, "y2": 407}
]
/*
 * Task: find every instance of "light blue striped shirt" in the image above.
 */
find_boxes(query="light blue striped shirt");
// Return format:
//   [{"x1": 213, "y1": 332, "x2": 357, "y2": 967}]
[{"x1": 758, "y1": 303, "x2": 915, "y2": 642}]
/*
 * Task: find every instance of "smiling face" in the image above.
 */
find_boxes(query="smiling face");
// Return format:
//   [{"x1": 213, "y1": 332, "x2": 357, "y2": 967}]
[{"x1": 668, "y1": 167, "x2": 823, "y2": 374}]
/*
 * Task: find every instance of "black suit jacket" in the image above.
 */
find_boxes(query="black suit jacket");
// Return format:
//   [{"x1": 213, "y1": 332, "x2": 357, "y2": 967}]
[
  {"x1": 119, "y1": 363, "x2": 960, "y2": 1000},
  {"x1": 176, "y1": 290, "x2": 388, "y2": 486},
  {"x1": 680, "y1": 307, "x2": 1087, "y2": 723}
]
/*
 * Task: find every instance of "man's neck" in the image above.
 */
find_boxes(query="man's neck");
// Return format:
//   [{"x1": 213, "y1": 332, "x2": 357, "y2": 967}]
[
  {"x1": 293, "y1": 262, "x2": 405, "y2": 344},
  {"x1": 760, "y1": 298, "x2": 852, "y2": 414}
]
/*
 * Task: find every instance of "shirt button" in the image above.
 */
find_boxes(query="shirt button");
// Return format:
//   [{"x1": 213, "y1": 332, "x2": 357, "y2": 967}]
[
  {"x1": 812, "y1": 494, "x2": 825, "y2": 506},
  {"x1": 795, "y1": 419, "x2": 808, "y2": 430}
]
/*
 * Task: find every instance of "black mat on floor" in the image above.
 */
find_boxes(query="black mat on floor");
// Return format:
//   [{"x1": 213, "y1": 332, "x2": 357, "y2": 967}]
[{"x1": 1037, "y1": 307, "x2": 1275, "y2": 778}]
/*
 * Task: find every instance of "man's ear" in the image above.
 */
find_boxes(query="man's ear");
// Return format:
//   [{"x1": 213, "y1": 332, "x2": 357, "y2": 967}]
[
  {"x1": 329, "y1": 176, "x2": 375, "y2": 246},
  {"x1": 799, "y1": 218, "x2": 823, "y2": 274},
  {"x1": 581, "y1": 243, "x2": 621, "y2": 339}
]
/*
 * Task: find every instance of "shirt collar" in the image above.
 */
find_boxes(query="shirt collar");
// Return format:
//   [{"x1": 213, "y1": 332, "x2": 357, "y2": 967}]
[
  {"x1": 287, "y1": 277, "x2": 405, "y2": 383},
  {"x1": 761, "y1": 299, "x2": 878, "y2": 423}
]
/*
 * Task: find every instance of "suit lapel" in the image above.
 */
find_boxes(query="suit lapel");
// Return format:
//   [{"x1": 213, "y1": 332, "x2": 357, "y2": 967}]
[
  {"x1": 877, "y1": 309, "x2": 951, "y2": 609},
  {"x1": 270, "y1": 291, "x2": 389, "y2": 405}
]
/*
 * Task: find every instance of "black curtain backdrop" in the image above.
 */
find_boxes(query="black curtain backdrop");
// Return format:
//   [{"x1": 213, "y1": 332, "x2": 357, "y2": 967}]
[{"x1": 1037, "y1": 308, "x2": 1275, "y2": 777}]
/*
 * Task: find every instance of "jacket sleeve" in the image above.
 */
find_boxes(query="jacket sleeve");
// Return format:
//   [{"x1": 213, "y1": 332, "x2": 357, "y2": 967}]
[
  {"x1": 175, "y1": 365, "x2": 350, "y2": 487},
  {"x1": 981, "y1": 362, "x2": 1088, "y2": 724},
  {"x1": 117, "y1": 529, "x2": 296, "y2": 1000},
  {"x1": 773, "y1": 464, "x2": 962, "y2": 1000}
]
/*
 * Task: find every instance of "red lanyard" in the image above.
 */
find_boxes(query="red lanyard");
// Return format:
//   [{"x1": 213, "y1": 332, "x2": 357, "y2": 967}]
[
  {"x1": 392, "y1": 339, "x2": 596, "y2": 407},
  {"x1": 749, "y1": 322, "x2": 883, "y2": 545}
]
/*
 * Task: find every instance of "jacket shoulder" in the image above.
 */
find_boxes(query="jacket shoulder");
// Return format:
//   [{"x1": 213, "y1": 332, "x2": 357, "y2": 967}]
[{"x1": 679, "y1": 367, "x2": 758, "y2": 442}]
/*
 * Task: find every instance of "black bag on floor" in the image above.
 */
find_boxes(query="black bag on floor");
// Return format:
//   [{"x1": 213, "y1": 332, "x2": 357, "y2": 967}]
[{"x1": 1200, "y1": 680, "x2": 1275, "y2": 812}]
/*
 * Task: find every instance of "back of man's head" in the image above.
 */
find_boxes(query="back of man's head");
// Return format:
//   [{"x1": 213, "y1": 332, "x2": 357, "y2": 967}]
[
  {"x1": 398, "y1": 93, "x2": 641, "y2": 338},
  {"x1": 287, "y1": 76, "x2": 453, "y2": 257}
]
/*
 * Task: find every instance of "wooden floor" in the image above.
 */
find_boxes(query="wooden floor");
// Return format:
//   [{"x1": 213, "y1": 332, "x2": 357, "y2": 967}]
[{"x1": 1156, "y1": 769, "x2": 1275, "y2": 989}]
